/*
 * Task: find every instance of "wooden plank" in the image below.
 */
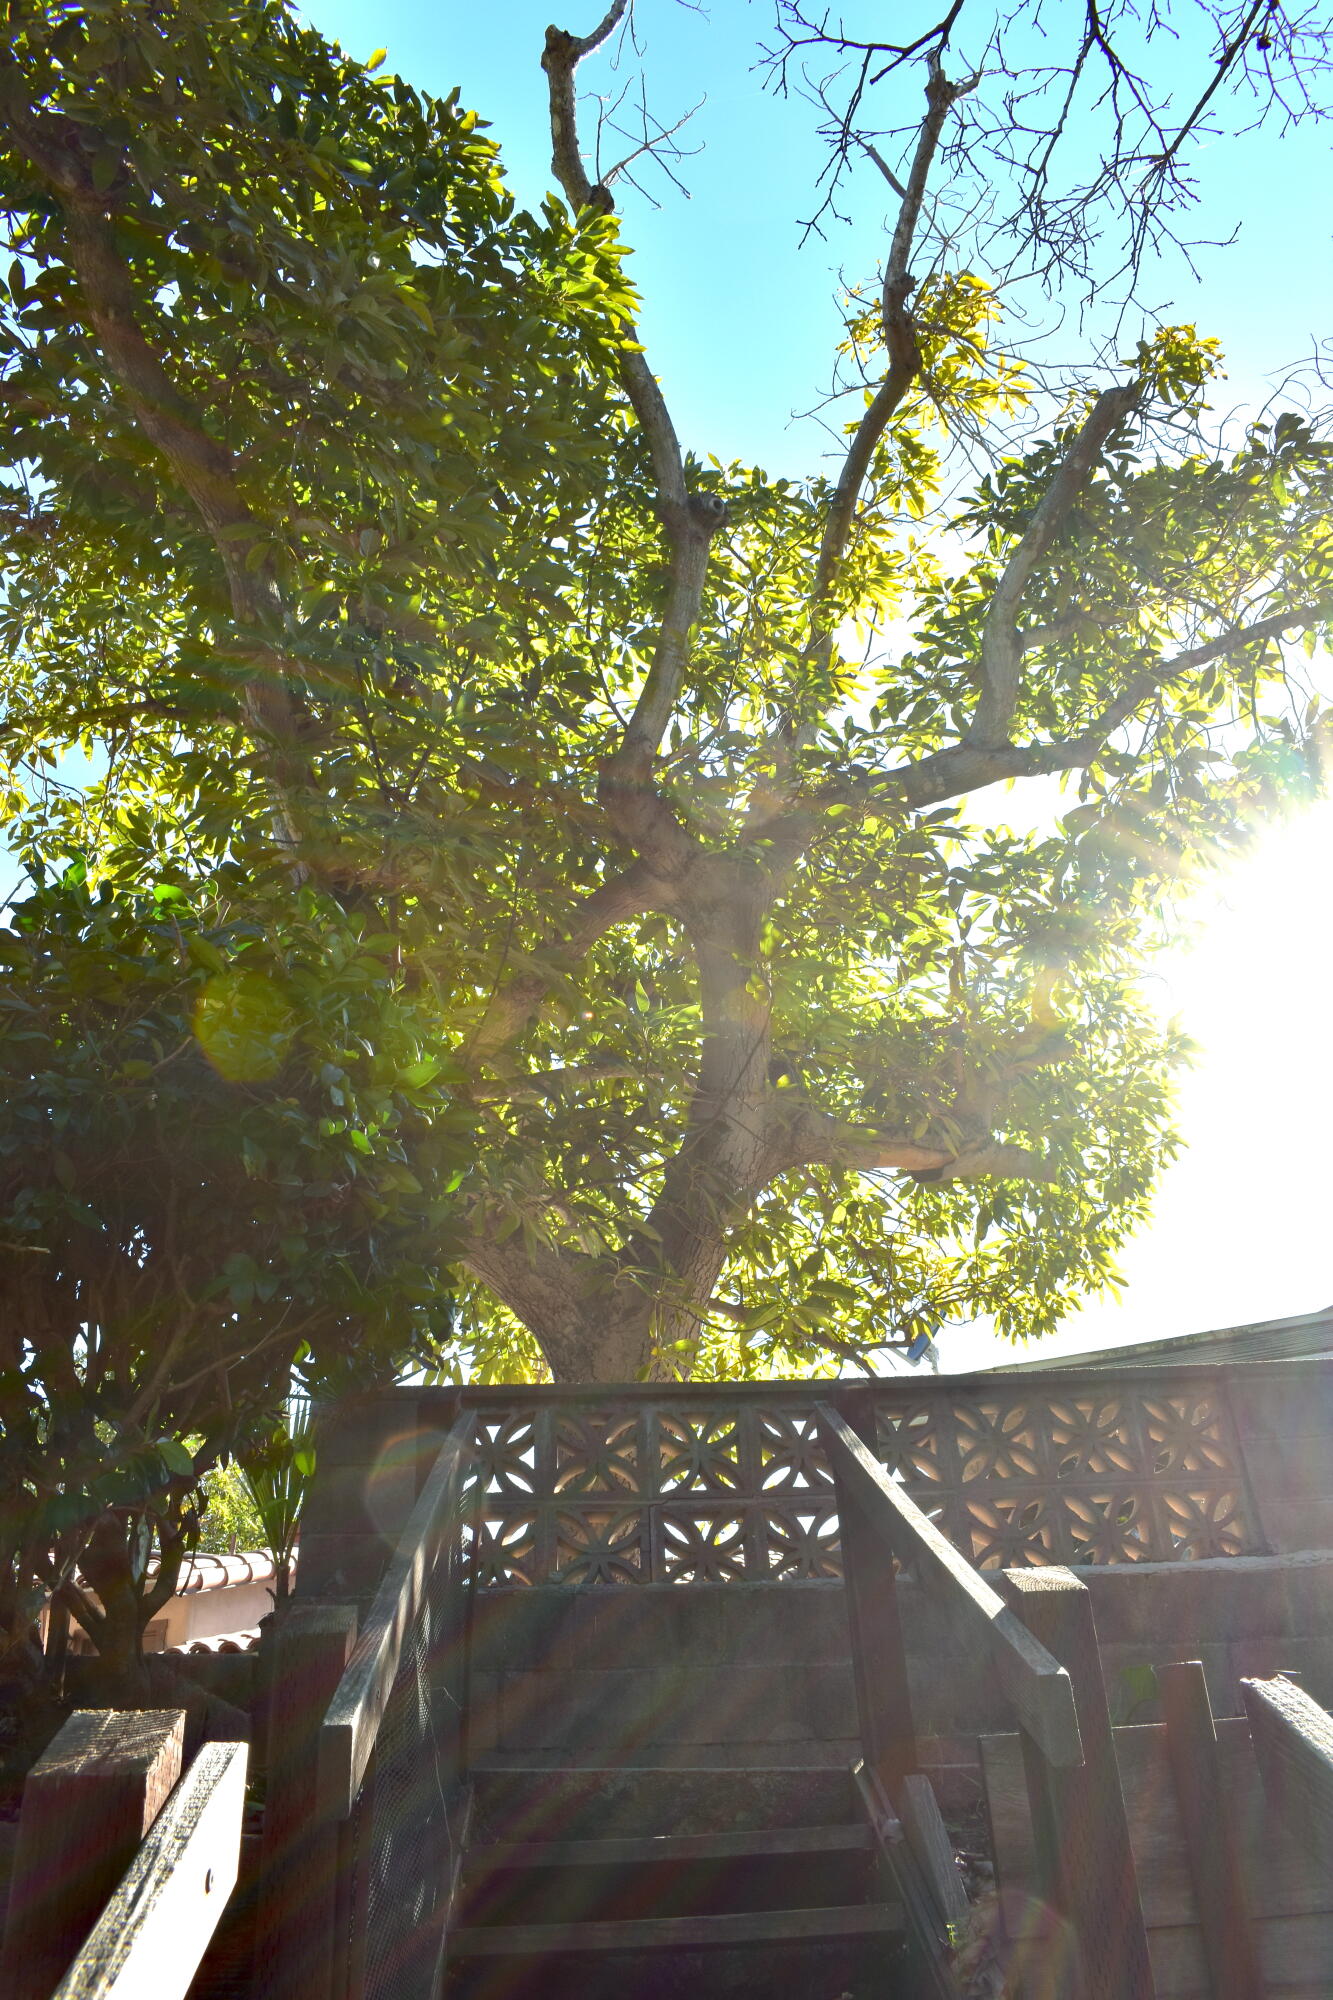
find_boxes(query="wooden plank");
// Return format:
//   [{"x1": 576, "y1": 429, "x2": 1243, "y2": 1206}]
[
  {"x1": 854, "y1": 1760, "x2": 965, "y2": 2000},
  {"x1": 470, "y1": 1822, "x2": 873, "y2": 1870},
  {"x1": 900, "y1": 1772, "x2": 970, "y2": 1937},
  {"x1": 320, "y1": 1413, "x2": 474, "y2": 1818},
  {"x1": 1147, "y1": 1914, "x2": 1333, "y2": 1996},
  {"x1": 1002, "y1": 1567, "x2": 1155, "y2": 2000},
  {"x1": 982, "y1": 1720, "x2": 1332, "y2": 1929},
  {"x1": 816, "y1": 1406, "x2": 1083, "y2": 1768},
  {"x1": 0, "y1": 1709, "x2": 185, "y2": 2000},
  {"x1": 52, "y1": 1739, "x2": 247, "y2": 2000},
  {"x1": 1242, "y1": 1674, "x2": 1333, "y2": 1853},
  {"x1": 257, "y1": 1600, "x2": 358, "y2": 2000},
  {"x1": 1158, "y1": 1661, "x2": 1266, "y2": 2000},
  {"x1": 450, "y1": 1899, "x2": 905, "y2": 1956},
  {"x1": 837, "y1": 1469, "x2": 918, "y2": 1796}
]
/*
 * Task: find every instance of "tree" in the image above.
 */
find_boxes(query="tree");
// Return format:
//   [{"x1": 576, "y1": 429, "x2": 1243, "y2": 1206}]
[
  {"x1": 199, "y1": 1395, "x2": 315, "y2": 1604},
  {"x1": 1, "y1": 0, "x2": 1330, "y2": 1387},
  {"x1": 0, "y1": 870, "x2": 468, "y2": 1676}
]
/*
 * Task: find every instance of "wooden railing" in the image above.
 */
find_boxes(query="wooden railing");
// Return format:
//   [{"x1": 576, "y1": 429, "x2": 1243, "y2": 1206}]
[
  {"x1": 817, "y1": 1402, "x2": 1157, "y2": 2000},
  {"x1": 0, "y1": 1709, "x2": 247, "y2": 2000},
  {"x1": 259, "y1": 1412, "x2": 477, "y2": 2000}
]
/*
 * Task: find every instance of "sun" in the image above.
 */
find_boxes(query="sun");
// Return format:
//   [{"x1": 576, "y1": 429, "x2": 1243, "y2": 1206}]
[{"x1": 942, "y1": 794, "x2": 1333, "y2": 1370}]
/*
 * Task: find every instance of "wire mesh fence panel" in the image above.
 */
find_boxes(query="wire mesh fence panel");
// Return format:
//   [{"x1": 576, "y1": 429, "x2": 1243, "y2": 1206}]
[{"x1": 359, "y1": 1603, "x2": 445, "y2": 2000}]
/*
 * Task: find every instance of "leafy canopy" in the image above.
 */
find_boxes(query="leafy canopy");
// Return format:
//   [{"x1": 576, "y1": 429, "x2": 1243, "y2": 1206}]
[{"x1": 0, "y1": 0, "x2": 1331, "y2": 1395}]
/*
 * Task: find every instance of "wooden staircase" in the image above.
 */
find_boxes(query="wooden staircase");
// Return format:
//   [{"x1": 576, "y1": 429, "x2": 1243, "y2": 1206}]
[{"x1": 446, "y1": 1762, "x2": 908, "y2": 1998}]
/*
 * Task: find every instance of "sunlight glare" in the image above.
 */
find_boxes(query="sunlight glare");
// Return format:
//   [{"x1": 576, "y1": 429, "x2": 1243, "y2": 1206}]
[{"x1": 943, "y1": 795, "x2": 1333, "y2": 1368}]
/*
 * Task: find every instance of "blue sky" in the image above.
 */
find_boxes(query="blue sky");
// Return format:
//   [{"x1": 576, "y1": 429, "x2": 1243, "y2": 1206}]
[{"x1": 303, "y1": 1, "x2": 1333, "y2": 471}]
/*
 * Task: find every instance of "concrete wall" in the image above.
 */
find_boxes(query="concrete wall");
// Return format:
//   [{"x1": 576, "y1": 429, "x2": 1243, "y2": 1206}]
[
  {"x1": 466, "y1": 1556, "x2": 1333, "y2": 1768},
  {"x1": 1226, "y1": 1364, "x2": 1333, "y2": 1555},
  {"x1": 156, "y1": 1578, "x2": 274, "y2": 1649},
  {"x1": 296, "y1": 1362, "x2": 1333, "y2": 1595}
]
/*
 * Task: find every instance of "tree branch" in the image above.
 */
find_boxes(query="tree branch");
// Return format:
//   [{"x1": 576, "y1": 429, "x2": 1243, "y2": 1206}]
[
  {"x1": 1146, "y1": 0, "x2": 1270, "y2": 181},
  {"x1": 812, "y1": 59, "x2": 975, "y2": 608},
  {"x1": 463, "y1": 858, "x2": 665, "y2": 1067},
  {"x1": 774, "y1": 1099, "x2": 1056, "y2": 1183},
  {"x1": 1085, "y1": 597, "x2": 1333, "y2": 741},
  {"x1": 543, "y1": 15, "x2": 728, "y2": 814},
  {"x1": 543, "y1": 10, "x2": 686, "y2": 516},
  {"x1": 792, "y1": 593, "x2": 1333, "y2": 834},
  {"x1": 967, "y1": 381, "x2": 1142, "y2": 746},
  {"x1": 470, "y1": 1058, "x2": 645, "y2": 1101},
  {"x1": 749, "y1": 60, "x2": 972, "y2": 826},
  {"x1": 1, "y1": 88, "x2": 311, "y2": 853}
]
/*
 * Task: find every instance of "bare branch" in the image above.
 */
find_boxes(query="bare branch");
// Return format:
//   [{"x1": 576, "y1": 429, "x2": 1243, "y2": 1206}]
[
  {"x1": 812, "y1": 59, "x2": 977, "y2": 606},
  {"x1": 1146, "y1": 0, "x2": 1270, "y2": 182},
  {"x1": 544, "y1": 15, "x2": 730, "y2": 804},
  {"x1": 766, "y1": 0, "x2": 1333, "y2": 320},
  {"x1": 857, "y1": 136, "x2": 908, "y2": 198},
  {"x1": 750, "y1": 58, "x2": 973, "y2": 824},
  {"x1": 543, "y1": 13, "x2": 687, "y2": 513}
]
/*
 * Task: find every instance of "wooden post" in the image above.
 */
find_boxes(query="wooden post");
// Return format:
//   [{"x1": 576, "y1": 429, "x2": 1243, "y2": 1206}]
[
  {"x1": 0, "y1": 1708, "x2": 185, "y2": 2000},
  {"x1": 51, "y1": 1740, "x2": 248, "y2": 2000},
  {"x1": 826, "y1": 1432, "x2": 917, "y2": 1799},
  {"x1": 257, "y1": 1601, "x2": 358, "y2": 2000},
  {"x1": 1002, "y1": 1568, "x2": 1155, "y2": 2000},
  {"x1": 1157, "y1": 1661, "x2": 1266, "y2": 2000},
  {"x1": 1241, "y1": 1672, "x2": 1333, "y2": 1852}
]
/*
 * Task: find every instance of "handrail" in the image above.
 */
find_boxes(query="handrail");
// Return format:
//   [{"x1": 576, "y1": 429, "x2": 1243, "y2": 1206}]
[
  {"x1": 52, "y1": 1739, "x2": 248, "y2": 1999},
  {"x1": 816, "y1": 1404, "x2": 1083, "y2": 1768},
  {"x1": 318, "y1": 1411, "x2": 476, "y2": 1819}
]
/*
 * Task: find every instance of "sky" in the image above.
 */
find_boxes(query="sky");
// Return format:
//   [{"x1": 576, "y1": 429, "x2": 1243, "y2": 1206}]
[
  {"x1": 5, "y1": 2, "x2": 1330, "y2": 1369},
  {"x1": 301, "y1": 1, "x2": 1333, "y2": 464},
  {"x1": 284, "y1": 1, "x2": 1333, "y2": 1368}
]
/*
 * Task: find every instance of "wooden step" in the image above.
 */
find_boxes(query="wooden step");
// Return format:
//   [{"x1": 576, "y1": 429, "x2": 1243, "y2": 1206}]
[
  {"x1": 468, "y1": 1760, "x2": 859, "y2": 1845},
  {"x1": 450, "y1": 1899, "x2": 905, "y2": 1958},
  {"x1": 468, "y1": 1821, "x2": 873, "y2": 1873}
]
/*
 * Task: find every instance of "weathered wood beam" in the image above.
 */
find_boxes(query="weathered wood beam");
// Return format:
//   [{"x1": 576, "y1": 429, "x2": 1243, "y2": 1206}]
[
  {"x1": 1001, "y1": 1568, "x2": 1155, "y2": 2000},
  {"x1": 1242, "y1": 1672, "x2": 1333, "y2": 1853},
  {"x1": 51, "y1": 1740, "x2": 248, "y2": 2000},
  {"x1": 257, "y1": 1601, "x2": 359, "y2": 2000},
  {"x1": 318, "y1": 1414, "x2": 475, "y2": 1819},
  {"x1": 1158, "y1": 1660, "x2": 1266, "y2": 2000},
  {"x1": 0, "y1": 1709, "x2": 184, "y2": 2000}
]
